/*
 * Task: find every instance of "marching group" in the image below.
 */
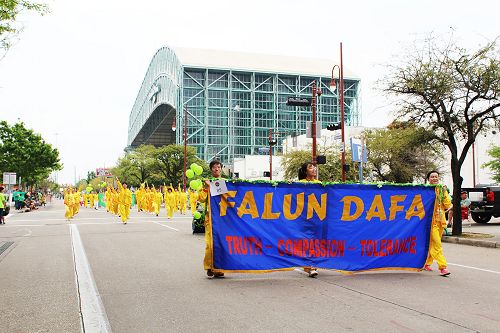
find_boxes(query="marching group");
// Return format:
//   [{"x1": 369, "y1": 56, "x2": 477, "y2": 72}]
[{"x1": 60, "y1": 161, "x2": 455, "y2": 279}]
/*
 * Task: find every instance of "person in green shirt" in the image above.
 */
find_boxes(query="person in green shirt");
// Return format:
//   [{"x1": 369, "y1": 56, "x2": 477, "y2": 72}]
[{"x1": 0, "y1": 186, "x2": 7, "y2": 224}]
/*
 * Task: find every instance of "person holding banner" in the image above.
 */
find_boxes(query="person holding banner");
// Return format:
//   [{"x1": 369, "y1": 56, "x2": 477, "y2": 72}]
[
  {"x1": 298, "y1": 162, "x2": 320, "y2": 278},
  {"x1": 202, "y1": 160, "x2": 225, "y2": 278},
  {"x1": 424, "y1": 171, "x2": 452, "y2": 276}
]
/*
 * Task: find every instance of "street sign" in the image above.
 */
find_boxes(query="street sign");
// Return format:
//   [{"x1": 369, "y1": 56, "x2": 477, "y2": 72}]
[
  {"x1": 305, "y1": 121, "x2": 322, "y2": 138},
  {"x1": 2, "y1": 172, "x2": 16, "y2": 185},
  {"x1": 287, "y1": 97, "x2": 311, "y2": 107},
  {"x1": 351, "y1": 138, "x2": 367, "y2": 163}
]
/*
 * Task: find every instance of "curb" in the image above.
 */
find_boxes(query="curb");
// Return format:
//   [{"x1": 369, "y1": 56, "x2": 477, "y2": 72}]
[{"x1": 442, "y1": 236, "x2": 500, "y2": 248}]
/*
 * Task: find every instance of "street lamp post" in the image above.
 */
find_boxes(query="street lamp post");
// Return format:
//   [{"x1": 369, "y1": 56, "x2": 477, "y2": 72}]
[
  {"x1": 329, "y1": 42, "x2": 346, "y2": 182},
  {"x1": 183, "y1": 105, "x2": 188, "y2": 192},
  {"x1": 311, "y1": 80, "x2": 322, "y2": 167}
]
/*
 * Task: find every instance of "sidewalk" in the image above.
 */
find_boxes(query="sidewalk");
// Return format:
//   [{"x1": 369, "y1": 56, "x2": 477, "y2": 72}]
[{"x1": 442, "y1": 217, "x2": 500, "y2": 248}]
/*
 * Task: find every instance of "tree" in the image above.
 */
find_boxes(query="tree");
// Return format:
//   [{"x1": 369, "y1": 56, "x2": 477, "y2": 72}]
[
  {"x1": 0, "y1": 120, "x2": 61, "y2": 188},
  {"x1": 0, "y1": 0, "x2": 49, "y2": 59},
  {"x1": 483, "y1": 145, "x2": 500, "y2": 183},
  {"x1": 384, "y1": 36, "x2": 500, "y2": 235},
  {"x1": 364, "y1": 121, "x2": 442, "y2": 183},
  {"x1": 86, "y1": 171, "x2": 96, "y2": 183},
  {"x1": 153, "y1": 145, "x2": 208, "y2": 188},
  {"x1": 112, "y1": 145, "x2": 156, "y2": 187}
]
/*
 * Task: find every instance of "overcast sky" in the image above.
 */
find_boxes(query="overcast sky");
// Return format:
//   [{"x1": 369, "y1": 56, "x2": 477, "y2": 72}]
[{"x1": 0, "y1": 0, "x2": 498, "y2": 184}]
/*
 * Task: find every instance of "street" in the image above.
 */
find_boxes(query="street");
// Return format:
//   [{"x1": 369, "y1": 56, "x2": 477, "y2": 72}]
[{"x1": 1, "y1": 200, "x2": 500, "y2": 333}]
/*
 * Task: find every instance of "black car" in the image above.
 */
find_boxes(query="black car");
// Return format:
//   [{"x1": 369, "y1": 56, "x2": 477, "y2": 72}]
[{"x1": 461, "y1": 186, "x2": 500, "y2": 223}]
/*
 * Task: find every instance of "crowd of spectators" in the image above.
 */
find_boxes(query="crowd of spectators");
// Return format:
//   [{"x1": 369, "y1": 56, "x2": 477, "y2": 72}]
[{"x1": 12, "y1": 190, "x2": 51, "y2": 212}]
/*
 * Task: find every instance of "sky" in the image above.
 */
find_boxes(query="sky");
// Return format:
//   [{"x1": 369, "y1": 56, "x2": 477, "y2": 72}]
[{"x1": 0, "y1": 0, "x2": 498, "y2": 185}]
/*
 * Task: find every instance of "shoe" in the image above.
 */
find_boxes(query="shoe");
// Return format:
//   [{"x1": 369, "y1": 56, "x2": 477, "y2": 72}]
[
  {"x1": 206, "y1": 269, "x2": 214, "y2": 277},
  {"x1": 308, "y1": 269, "x2": 318, "y2": 278},
  {"x1": 214, "y1": 272, "x2": 225, "y2": 278},
  {"x1": 424, "y1": 265, "x2": 433, "y2": 271},
  {"x1": 440, "y1": 268, "x2": 450, "y2": 276}
]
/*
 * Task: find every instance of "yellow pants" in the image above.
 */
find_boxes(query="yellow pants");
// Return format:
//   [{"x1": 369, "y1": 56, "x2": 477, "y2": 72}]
[
  {"x1": 166, "y1": 205, "x2": 174, "y2": 218},
  {"x1": 119, "y1": 204, "x2": 130, "y2": 222},
  {"x1": 425, "y1": 223, "x2": 447, "y2": 269},
  {"x1": 180, "y1": 203, "x2": 187, "y2": 215},
  {"x1": 65, "y1": 205, "x2": 72, "y2": 219},
  {"x1": 203, "y1": 218, "x2": 213, "y2": 270}
]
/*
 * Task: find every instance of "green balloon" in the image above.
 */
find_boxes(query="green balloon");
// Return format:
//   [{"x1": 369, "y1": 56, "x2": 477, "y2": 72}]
[
  {"x1": 194, "y1": 211, "x2": 201, "y2": 219},
  {"x1": 189, "y1": 179, "x2": 198, "y2": 190},
  {"x1": 190, "y1": 163, "x2": 199, "y2": 171},
  {"x1": 186, "y1": 169, "x2": 194, "y2": 179},
  {"x1": 194, "y1": 165, "x2": 203, "y2": 176}
]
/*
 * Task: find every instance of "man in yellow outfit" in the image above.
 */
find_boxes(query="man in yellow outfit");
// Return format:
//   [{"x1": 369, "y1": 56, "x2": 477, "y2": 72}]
[
  {"x1": 424, "y1": 170, "x2": 452, "y2": 276},
  {"x1": 189, "y1": 189, "x2": 199, "y2": 215},
  {"x1": 117, "y1": 179, "x2": 132, "y2": 223},
  {"x1": 64, "y1": 188, "x2": 75, "y2": 220},
  {"x1": 89, "y1": 191, "x2": 95, "y2": 209},
  {"x1": 201, "y1": 160, "x2": 225, "y2": 278},
  {"x1": 73, "y1": 190, "x2": 81, "y2": 216},
  {"x1": 179, "y1": 190, "x2": 188, "y2": 215}
]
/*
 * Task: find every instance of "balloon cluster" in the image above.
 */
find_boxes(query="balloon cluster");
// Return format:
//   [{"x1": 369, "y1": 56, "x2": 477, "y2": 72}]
[
  {"x1": 186, "y1": 163, "x2": 204, "y2": 192},
  {"x1": 86, "y1": 186, "x2": 93, "y2": 193},
  {"x1": 98, "y1": 181, "x2": 107, "y2": 188}
]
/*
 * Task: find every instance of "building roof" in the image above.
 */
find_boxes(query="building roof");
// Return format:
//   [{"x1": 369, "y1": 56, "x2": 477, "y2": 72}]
[{"x1": 172, "y1": 47, "x2": 359, "y2": 79}]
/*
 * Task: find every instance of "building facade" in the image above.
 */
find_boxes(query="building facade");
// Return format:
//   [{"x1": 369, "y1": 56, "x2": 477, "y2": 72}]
[{"x1": 128, "y1": 46, "x2": 361, "y2": 166}]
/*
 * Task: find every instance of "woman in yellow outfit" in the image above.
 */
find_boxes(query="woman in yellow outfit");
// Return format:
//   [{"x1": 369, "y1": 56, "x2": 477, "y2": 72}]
[
  {"x1": 298, "y1": 162, "x2": 320, "y2": 278},
  {"x1": 424, "y1": 170, "x2": 452, "y2": 276},
  {"x1": 164, "y1": 187, "x2": 176, "y2": 219},
  {"x1": 136, "y1": 185, "x2": 144, "y2": 212}
]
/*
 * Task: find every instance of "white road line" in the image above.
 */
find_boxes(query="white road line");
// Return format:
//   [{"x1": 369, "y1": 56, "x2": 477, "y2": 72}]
[
  {"x1": 447, "y1": 262, "x2": 500, "y2": 275},
  {"x1": 152, "y1": 221, "x2": 179, "y2": 231},
  {"x1": 69, "y1": 224, "x2": 112, "y2": 332}
]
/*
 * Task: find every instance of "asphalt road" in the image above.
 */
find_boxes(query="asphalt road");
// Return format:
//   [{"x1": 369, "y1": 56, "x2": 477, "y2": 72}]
[{"x1": 1, "y1": 200, "x2": 500, "y2": 333}]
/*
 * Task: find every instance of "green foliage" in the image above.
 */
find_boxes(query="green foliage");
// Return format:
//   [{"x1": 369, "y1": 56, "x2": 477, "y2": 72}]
[
  {"x1": 384, "y1": 35, "x2": 500, "y2": 234},
  {"x1": 0, "y1": 0, "x2": 49, "y2": 57},
  {"x1": 111, "y1": 145, "x2": 157, "y2": 187},
  {"x1": 86, "y1": 171, "x2": 96, "y2": 183},
  {"x1": 0, "y1": 120, "x2": 61, "y2": 187},
  {"x1": 364, "y1": 121, "x2": 442, "y2": 183},
  {"x1": 153, "y1": 145, "x2": 208, "y2": 187},
  {"x1": 111, "y1": 144, "x2": 208, "y2": 188},
  {"x1": 483, "y1": 145, "x2": 500, "y2": 183}
]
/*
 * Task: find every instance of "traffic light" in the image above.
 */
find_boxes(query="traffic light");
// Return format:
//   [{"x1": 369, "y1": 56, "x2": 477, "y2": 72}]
[
  {"x1": 326, "y1": 123, "x2": 341, "y2": 131},
  {"x1": 317, "y1": 155, "x2": 327, "y2": 164},
  {"x1": 268, "y1": 139, "x2": 277, "y2": 146}
]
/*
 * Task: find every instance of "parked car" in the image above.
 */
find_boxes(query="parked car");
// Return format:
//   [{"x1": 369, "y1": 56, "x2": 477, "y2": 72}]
[{"x1": 461, "y1": 186, "x2": 500, "y2": 223}]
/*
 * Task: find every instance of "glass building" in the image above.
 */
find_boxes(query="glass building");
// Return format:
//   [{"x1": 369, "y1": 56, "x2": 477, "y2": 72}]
[{"x1": 127, "y1": 46, "x2": 361, "y2": 165}]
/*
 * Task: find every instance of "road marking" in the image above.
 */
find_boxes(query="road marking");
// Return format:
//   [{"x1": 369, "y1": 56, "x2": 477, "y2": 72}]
[
  {"x1": 448, "y1": 262, "x2": 500, "y2": 275},
  {"x1": 152, "y1": 221, "x2": 179, "y2": 231},
  {"x1": 69, "y1": 224, "x2": 112, "y2": 332}
]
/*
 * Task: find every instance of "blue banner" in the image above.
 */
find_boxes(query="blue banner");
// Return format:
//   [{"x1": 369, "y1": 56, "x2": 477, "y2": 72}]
[{"x1": 209, "y1": 182, "x2": 435, "y2": 273}]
